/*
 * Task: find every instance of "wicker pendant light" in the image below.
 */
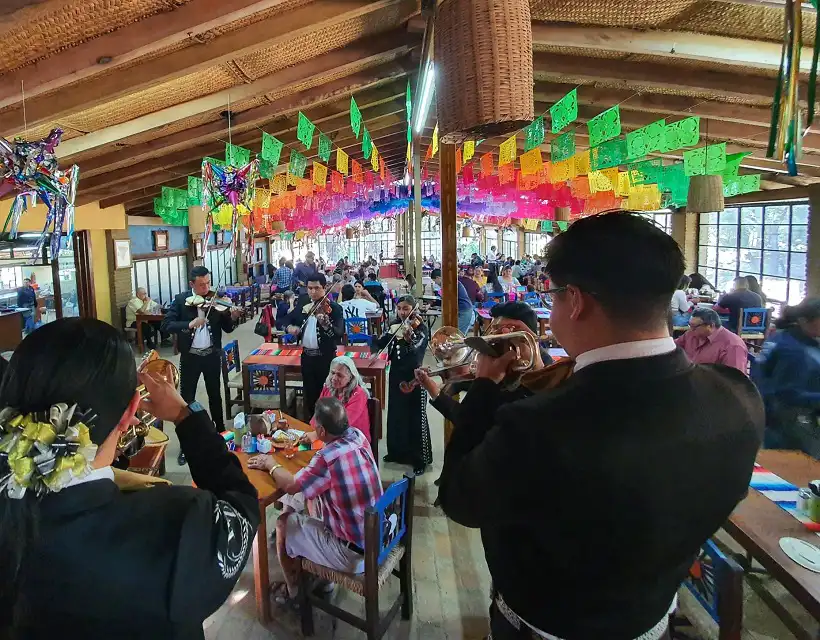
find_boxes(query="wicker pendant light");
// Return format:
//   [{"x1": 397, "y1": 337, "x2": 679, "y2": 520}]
[
  {"x1": 462, "y1": 225, "x2": 474, "y2": 238},
  {"x1": 687, "y1": 175, "x2": 725, "y2": 213},
  {"x1": 270, "y1": 221, "x2": 285, "y2": 232},
  {"x1": 555, "y1": 207, "x2": 571, "y2": 222},
  {"x1": 435, "y1": 0, "x2": 534, "y2": 143}
]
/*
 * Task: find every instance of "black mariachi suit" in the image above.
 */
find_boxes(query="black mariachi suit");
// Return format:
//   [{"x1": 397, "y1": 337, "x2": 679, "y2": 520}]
[
  {"x1": 289, "y1": 295, "x2": 344, "y2": 417},
  {"x1": 162, "y1": 291, "x2": 237, "y2": 427},
  {"x1": 16, "y1": 410, "x2": 259, "y2": 640}
]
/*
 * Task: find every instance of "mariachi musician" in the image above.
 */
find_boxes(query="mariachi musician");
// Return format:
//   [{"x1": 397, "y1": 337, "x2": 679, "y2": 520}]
[
  {"x1": 162, "y1": 266, "x2": 241, "y2": 464},
  {"x1": 286, "y1": 272, "x2": 344, "y2": 417}
]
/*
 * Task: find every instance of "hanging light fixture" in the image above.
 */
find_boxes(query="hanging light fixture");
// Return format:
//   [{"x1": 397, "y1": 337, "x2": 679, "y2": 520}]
[
  {"x1": 413, "y1": 61, "x2": 435, "y2": 134},
  {"x1": 687, "y1": 174, "x2": 725, "y2": 214},
  {"x1": 462, "y1": 224, "x2": 474, "y2": 238}
]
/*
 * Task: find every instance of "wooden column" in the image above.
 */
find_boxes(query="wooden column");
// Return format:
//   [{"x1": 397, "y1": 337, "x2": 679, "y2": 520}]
[
  {"x1": 517, "y1": 226, "x2": 525, "y2": 259},
  {"x1": 807, "y1": 184, "x2": 820, "y2": 297},
  {"x1": 671, "y1": 210, "x2": 699, "y2": 272},
  {"x1": 440, "y1": 142, "x2": 458, "y2": 445},
  {"x1": 412, "y1": 149, "x2": 423, "y2": 296}
]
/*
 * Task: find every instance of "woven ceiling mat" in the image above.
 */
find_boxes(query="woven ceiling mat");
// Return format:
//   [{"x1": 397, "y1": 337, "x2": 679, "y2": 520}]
[
  {"x1": 671, "y1": 2, "x2": 816, "y2": 46},
  {"x1": 531, "y1": 44, "x2": 626, "y2": 59},
  {"x1": 208, "y1": 0, "x2": 314, "y2": 38},
  {"x1": 529, "y1": 0, "x2": 700, "y2": 29},
  {"x1": 59, "y1": 66, "x2": 238, "y2": 134},
  {"x1": 0, "y1": 0, "x2": 195, "y2": 76},
  {"x1": 232, "y1": 2, "x2": 410, "y2": 81},
  {"x1": 624, "y1": 54, "x2": 780, "y2": 79}
]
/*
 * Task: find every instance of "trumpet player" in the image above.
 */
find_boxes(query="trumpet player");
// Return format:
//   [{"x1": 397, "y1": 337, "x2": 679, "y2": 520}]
[{"x1": 373, "y1": 295, "x2": 431, "y2": 476}]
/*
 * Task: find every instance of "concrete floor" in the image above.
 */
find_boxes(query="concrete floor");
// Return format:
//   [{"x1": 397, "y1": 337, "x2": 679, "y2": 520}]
[{"x1": 142, "y1": 293, "x2": 817, "y2": 640}]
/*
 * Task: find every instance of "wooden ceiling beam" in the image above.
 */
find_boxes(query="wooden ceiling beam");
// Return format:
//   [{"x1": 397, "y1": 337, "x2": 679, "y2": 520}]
[
  {"x1": 532, "y1": 51, "x2": 779, "y2": 101},
  {"x1": 75, "y1": 69, "x2": 412, "y2": 176},
  {"x1": 1, "y1": 0, "x2": 51, "y2": 16},
  {"x1": 0, "y1": 0, "x2": 295, "y2": 109},
  {"x1": 1, "y1": 0, "x2": 419, "y2": 137},
  {"x1": 55, "y1": 29, "x2": 418, "y2": 157}
]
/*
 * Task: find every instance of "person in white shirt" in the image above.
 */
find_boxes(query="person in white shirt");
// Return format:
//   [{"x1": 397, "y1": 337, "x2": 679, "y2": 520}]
[
  {"x1": 125, "y1": 287, "x2": 160, "y2": 349},
  {"x1": 670, "y1": 275, "x2": 693, "y2": 327},
  {"x1": 486, "y1": 246, "x2": 497, "y2": 262},
  {"x1": 339, "y1": 284, "x2": 380, "y2": 318}
]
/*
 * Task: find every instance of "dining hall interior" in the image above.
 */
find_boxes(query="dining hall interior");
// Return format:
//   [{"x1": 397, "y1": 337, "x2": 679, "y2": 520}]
[{"x1": 4, "y1": 0, "x2": 820, "y2": 639}]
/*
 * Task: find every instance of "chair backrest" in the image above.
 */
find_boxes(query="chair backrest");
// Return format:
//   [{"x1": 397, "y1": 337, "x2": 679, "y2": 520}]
[
  {"x1": 482, "y1": 300, "x2": 498, "y2": 309},
  {"x1": 345, "y1": 317, "x2": 370, "y2": 338},
  {"x1": 364, "y1": 474, "x2": 415, "y2": 567},
  {"x1": 222, "y1": 339, "x2": 241, "y2": 374},
  {"x1": 682, "y1": 539, "x2": 743, "y2": 640},
  {"x1": 739, "y1": 307, "x2": 768, "y2": 334},
  {"x1": 119, "y1": 306, "x2": 131, "y2": 332},
  {"x1": 367, "y1": 396, "x2": 381, "y2": 464},
  {"x1": 247, "y1": 364, "x2": 280, "y2": 395}
]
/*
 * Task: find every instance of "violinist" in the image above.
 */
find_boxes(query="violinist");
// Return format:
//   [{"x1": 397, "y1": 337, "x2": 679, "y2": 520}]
[
  {"x1": 162, "y1": 266, "x2": 241, "y2": 465},
  {"x1": 286, "y1": 273, "x2": 344, "y2": 417},
  {"x1": 373, "y1": 295, "x2": 431, "y2": 476}
]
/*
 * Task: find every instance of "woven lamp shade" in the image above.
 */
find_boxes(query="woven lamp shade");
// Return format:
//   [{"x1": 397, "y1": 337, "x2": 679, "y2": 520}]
[
  {"x1": 462, "y1": 226, "x2": 474, "y2": 238},
  {"x1": 555, "y1": 207, "x2": 571, "y2": 222},
  {"x1": 435, "y1": 0, "x2": 534, "y2": 143},
  {"x1": 687, "y1": 175, "x2": 725, "y2": 213}
]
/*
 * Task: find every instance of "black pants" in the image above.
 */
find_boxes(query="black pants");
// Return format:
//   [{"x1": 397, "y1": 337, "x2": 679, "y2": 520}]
[
  {"x1": 301, "y1": 351, "x2": 335, "y2": 418},
  {"x1": 130, "y1": 321, "x2": 157, "y2": 349},
  {"x1": 179, "y1": 350, "x2": 223, "y2": 429}
]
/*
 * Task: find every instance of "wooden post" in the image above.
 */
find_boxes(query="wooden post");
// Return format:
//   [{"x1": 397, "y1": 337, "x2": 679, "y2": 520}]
[
  {"x1": 412, "y1": 148, "x2": 423, "y2": 296},
  {"x1": 671, "y1": 210, "x2": 699, "y2": 272},
  {"x1": 440, "y1": 142, "x2": 458, "y2": 445},
  {"x1": 807, "y1": 184, "x2": 820, "y2": 297}
]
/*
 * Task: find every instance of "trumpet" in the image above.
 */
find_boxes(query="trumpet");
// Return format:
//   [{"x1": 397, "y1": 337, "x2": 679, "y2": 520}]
[
  {"x1": 118, "y1": 351, "x2": 178, "y2": 457},
  {"x1": 464, "y1": 331, "x2": 540, "y2": 375}
]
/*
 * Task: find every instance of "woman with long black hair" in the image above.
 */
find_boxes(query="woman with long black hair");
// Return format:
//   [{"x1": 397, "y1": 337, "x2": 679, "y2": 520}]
[
  {"x1": 483, "y1": 263, "x2": 505, "y2": 295},
  {"x1": 0, "y1": 318, "x2": 258, "y2": 639},
  {"x1": 751, "y1": 298, "x2": 820, "y2": 456}
]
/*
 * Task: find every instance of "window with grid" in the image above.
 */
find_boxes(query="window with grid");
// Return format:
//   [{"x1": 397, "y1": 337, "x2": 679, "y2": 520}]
[
  {"x1": 697, "y1": 202, "x2": 808, "y2": 305},
  {"x1": 502, "y1": 229, "x2": 517, "y2": 259},
  {"x1": 421, "y1": 215, "x2": 441, "y2": 261},
  {"x1": 359, "y1": 218, "x2": 396, "y2": 261},
  {"x1": 132, "y1": 254, "x2": 189, "y2": 305},
  {"x1": 525, "y1": 233, "x2": 548, "y2": 258},
  {"x1": 269, "y1": 238, "x2": 293, "y2": 262},
  {"x1": 485, "y1": 228, "x2": 498, "y2": 256},
  {"x1": 640, "y1": 212, "x2": 671, "y2": 234}
]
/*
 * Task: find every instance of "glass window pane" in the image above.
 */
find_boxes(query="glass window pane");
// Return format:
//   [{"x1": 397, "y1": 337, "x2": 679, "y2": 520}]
[
  {"x1": 701, "y1": 212, "x2": 717, "y2": 225},
  {"x1": 763, "y1": 225, "x2": 790, "y2": 250},
  {"x1": 762, "y1": 276, "x2": 788, "y2": 303},
  {"x1": 717, "y1": 247, "x2": 738, "y2": 270},
  {"x1": 764, "y1": 205, "x2": 790, "y2": 224},
  {"x1": 739, "y1": 225, "x2": 762, "y2": 249},
  {"x1": 790, "y1": 251, "x2": 806, "y2": 280},
  {"x1": 791, "y1": 225, "x2": 808, "y2": 252},
  {"x1": 699, "y1": 245, "x2": 717, "y2": 268},
  {"x1": 702, "y1": 267, "x2": 717, "y2": 289},
  {"x1": 716, "y1": 269, "x2": 735, "y2": 292},
  {"x1": 699, "y1": 224, "x2": 717, "y2": 246},
  {"x1": 740, "y1": 207, "x2": 763, "y2": 224},
  {"x1": 788, "y1": 279, "x2": 807, "y2": 305},
  {"x1": 147, "y1": 260, "x2": 160, "y2": 300},
  {"x1": 739, "y1": 248, "x2": 761, "y2": 273},
  {"x1": 792, "y1": 204, "x2": 809, "y2": 225},
  {"x1": 762, "y1": 250, "x2": 788, "y2": 277},
  {"x1": 720, "y1": 208, "x2": 739, "y2": 224},
  {"x1": 718, "y1": 225, "x2": 737, "y2": 246}
]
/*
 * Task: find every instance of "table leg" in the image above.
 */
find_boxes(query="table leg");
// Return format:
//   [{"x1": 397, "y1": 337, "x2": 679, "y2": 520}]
[
  {"x1": 252, "y1": 502, "x2": 271, "y2": 623},
  {"x1": 279, "y1": 365, "x2": 288, "y2": 414},
  {"x1": 242, "y1": 364, "x2": 251, "y2": 415},
  {"x1": 136, "y1": 320, "x2": 144, "y2": 353},
  {"x1": 376, "y1": 370, "x2": 386, "y2": 435}
]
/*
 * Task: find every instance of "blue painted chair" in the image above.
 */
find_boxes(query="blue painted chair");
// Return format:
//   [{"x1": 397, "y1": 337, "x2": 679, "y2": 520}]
[
  {"x1": 221, "y1": 340, "x2": 243, "y2": 420},
  {"x1": 299, "y1": 474, "x2": 416, "y2": 638},
  {"x1": 485, "y1": 291, "x2": 507, "y2": 304},
  {"x1": 738, "y1": 307, "x2": 769, "y2": 340},
  {"x1": 671, "y1": 539, "x2": 743, "y2": 640},
  {"x1": 247, "y1": 363, "x2": 280, "y2": 411},
  {"x1": 345, "y1": 316, "x2": 372, "y2": 346}
]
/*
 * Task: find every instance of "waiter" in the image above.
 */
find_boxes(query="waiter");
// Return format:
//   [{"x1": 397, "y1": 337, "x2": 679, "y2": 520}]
[
  {"x1": 162, "y1": 266, "x2": 241, "y2": 465},
  {"x1": 287, "y1": 273, "x2": 344, "y2": 418}
]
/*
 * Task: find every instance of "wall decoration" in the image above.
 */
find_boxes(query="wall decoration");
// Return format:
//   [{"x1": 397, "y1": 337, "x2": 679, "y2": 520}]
[
  {"x1": 152, "y1": 230, "x2": 169, "y2": 252},
  {"x1": 297, "y1": 112, "x2": 315, "y2": 149},
  {"x1": 114, "y1": 239, "x2": 132, "y2": 269}
]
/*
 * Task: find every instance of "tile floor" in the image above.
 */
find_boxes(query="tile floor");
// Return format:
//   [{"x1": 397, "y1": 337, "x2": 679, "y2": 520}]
[{"x1": 142, "y1": 293, "x2": 816, "y2": 640}]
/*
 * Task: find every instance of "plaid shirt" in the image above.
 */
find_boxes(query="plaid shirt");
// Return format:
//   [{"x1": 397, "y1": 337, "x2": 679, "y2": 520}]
[
  {"x1": 274, "y1": 266, "x2": 293, "y2": 291},
  {"x1": 293, "y1": 427, "x2": 382, "y2": 547}
]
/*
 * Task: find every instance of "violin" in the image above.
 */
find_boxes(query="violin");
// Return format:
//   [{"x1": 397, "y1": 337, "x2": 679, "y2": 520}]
[
  {"x1": 185, "y1": 290, "x2": 241, "y2": 313},
  {"x1": 519, "y1": 357, "x2": 574, "y2": 393}
]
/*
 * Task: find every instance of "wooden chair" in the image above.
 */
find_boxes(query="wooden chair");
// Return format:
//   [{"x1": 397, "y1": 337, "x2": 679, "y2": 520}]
[
  {"x1": 367, "y1": 396, "x2": 381, "y2": 464},
  {"x1": 120, "y1": 307, "x2": 137, "y2": 346},
  {"x1": 247, "y1": 362, "x2": 281, "y2": 412},
  {"x1": 345, "y1": 317, "x2": 372, "y2": 347},
  {"x1": 221, "y1": 340, "x2": 243, "y2": 421},
  {"x1": 670, "y1": 539, "x2": 743, "y2": 640},
  {"x1": 299, "y1": 474, "x2": 416, "y2": 639},
  {"x1": 738, "y1": 307, "x2": 768, "y2": 340}
]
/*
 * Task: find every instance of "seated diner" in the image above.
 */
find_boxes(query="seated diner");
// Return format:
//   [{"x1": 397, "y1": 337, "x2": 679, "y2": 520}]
[
  {"x1": 311, "y1": 355, "x2": 371, "y2": 442},
  {"x1": 675, "y1": 308, "x2": 748, "y2": 373}
]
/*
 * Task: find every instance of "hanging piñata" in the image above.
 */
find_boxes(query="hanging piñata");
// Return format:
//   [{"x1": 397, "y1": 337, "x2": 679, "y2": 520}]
[{"x1": 201, "y1": 158, "x2": 259, "y2": 264}]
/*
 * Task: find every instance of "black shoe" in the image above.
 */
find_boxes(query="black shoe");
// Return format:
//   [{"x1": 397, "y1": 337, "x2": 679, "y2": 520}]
[
  {"x1": 413, "y1": 465, "x2": 426, "y2": 476},
  {"x1": 383, "y1": 454, "x2": 401, "y2": 464},
  {"x1": 177, "y1": 452, "x2": 187, "y2": 466}
]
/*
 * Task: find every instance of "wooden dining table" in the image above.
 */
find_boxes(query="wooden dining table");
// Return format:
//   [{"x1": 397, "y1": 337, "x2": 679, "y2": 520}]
[
  {"x1": 135, "y1": 312, "x2": 165, "y2": 352},
  {"x1": 725, "y1": 450, "x2": 820, "y2": 633},
  {"x1": 233, "y1": 412, "x2": 315, "y2": 623}
]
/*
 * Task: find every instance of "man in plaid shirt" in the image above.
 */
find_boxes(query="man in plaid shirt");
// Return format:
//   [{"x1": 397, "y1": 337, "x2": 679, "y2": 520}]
[
  {"x1": 248, "y1": 396, "x2": 382, "y2": 601},
  {"x1": 274, "y1": 257, "x2": 293, "y2": 292}
]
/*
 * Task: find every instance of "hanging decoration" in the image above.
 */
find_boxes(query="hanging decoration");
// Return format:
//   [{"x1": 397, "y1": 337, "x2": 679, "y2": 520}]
[
  {"x1": 288, "y1": 150, "x2": 307, "y2": 178},
  {"x1": 380, "y1": 156, "x2": 386, "y2": 181},
  {"x1": 432, "y1": 124, "x2": 439, "y2": 157},
  {"x1": 587, "y1": 105, "x2": 621, "y2": 146},
  {"x1": 574, "y1": 149, "x2": 591, "y2": 176},
  {"x1": 313, "y1": 162, "x2": 328, "y2": 187},
  {"x1": 480, "y1": 152, "x2": 494, "y2": 177},
  {"x1": 626, "y1": 119, "x2": 665, "y2": 160},
  {"x1": 551, "y1": 158, "x2": 575, "y2": 183},
  {"x1": 723, "y1": 152, "x2": 752, "y2": 178},
  {"x1": 626, "y1": 184, "x2": 662, "y2": 211},
  {"x1": 455, "y1": 147, "x2": 463, "y2": 174},
  {"x1": 297, "y1": 112, "x2": 315, "y2": 149},
  {"x1": 362, "y1": 128, "x2": 372, "y2": 159},
  {"x1": 628, "y1": 158, "x2": 664, "y2": 186},
  {"x1": 499, "y1": 134, "x2": 517, "y2": 166},
  {"x1": 683, "y1": 142, "x2": 727, "y2": 176},
  {"x1": 550, "y1": 88, "x2": 578, "y2": 134},
  {"x1": 590, "y1": 138, "x2": 628, "y2": 170},
  {"x1": 318, "y1": 133, "x2": 332, "y2": 162},
  {"x1": 350, "y1": 96, "x2": 363, "y2": 138},
  {"x1": 331, "y1": 170, "x2": 344, "y2": 193},
  {"x1": 371, "y1": 145, "x2": 379, "y2": 173},
  {"x1": 337, "y1": 147, "x2": 349, "y2": 175},
  {"x1": 270, "y1": 174, "x2": 287, "y2": 194},
  {"x1": 226, "y1": 143, "x2": 250, "y2": 167},
  {"x1": 261, "y1": 132, "x2": 284, "y2": 166},
  {"x1": 524, "y1": 115, "x2": 545, "y2": 151},
  {"x1": 723, "y1": 174, "x2": 761, "y2": 197},
  {"x1": 0, "y1": 128, "x2": 80, "y2": 258},
  {"x1": 187, "y1": 176, "x2": 203, "y2": 207},
  {"x1": 588, "y1": 168, "x2": 619, "y2": 193},
  {"x1": 463, "y1": 139, "x2": 476, "y2": 163},
  {"x1": 520, "y1": 147, "x2": 543, "y2": 175},
  {"x1": 352, "y1": 159, "x2": 363, "y2": 183},
  {"x1": 201, "y1": 158, "x2": 258, "y2": 261},
  {"x1": 498, "y1": 163, "x2": 515, "y2": 184},
  {"x1": 551, "y1": 130, "x2": 575, "y2": 163},
  {"x1": 660, "y1": 117, "x2": 700, "y2": 153}
]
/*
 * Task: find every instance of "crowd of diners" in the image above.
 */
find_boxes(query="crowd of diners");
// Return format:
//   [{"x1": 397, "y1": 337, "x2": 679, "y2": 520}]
[{"x1": 3, "y1": 211, "x2": 820, "y2": 639}]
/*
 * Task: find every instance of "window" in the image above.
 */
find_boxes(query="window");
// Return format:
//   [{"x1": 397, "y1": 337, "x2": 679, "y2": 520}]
[
  {"x1": 502, "y1": 229, "x2": 517, "y2": 259},
  {"x1": 640, "y1": 212, "x2": 671, "y2": 234},
  {"x1": 697, "y1": 202, "x2": 808, "y2": 304},
  {"x1": 132, "y1": 254, "x2": 189, "y2": 305},
  {"x1": 421, "y1": 215, "x2": 441, "y2": 261},
  {"x1": 315, "y1": 219, "x2": 396, "y2": 265},
  {"x1": 269, "y1": 238, "x2": 293, "y2": 262},
  {"x1": 485, "y1": 228, "x2": 498, "y2": 256},
  {"x1": 524, "y1": 233, "x2": 548, "y2": 258}
]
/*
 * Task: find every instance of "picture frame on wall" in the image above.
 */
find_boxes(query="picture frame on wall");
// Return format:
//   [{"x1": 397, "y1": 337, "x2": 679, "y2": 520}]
[
  {"x1": 216, "y1": 230, "x2": 225, "y2": 245},
  {"x1": 114, "y1": 239, "x2": 131, "y2": 269},
  {"x1": 193, "y1": 242, "x2": 204, "y2": 259},
  {"x1": 152, "y1": 230, "x2": 169, "y2": 252}
]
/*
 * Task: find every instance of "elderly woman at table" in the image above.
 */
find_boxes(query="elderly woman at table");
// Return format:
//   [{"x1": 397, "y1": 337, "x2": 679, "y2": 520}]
[{"x1": 311, "y1": 355, "x2": 371, "y2": 442}]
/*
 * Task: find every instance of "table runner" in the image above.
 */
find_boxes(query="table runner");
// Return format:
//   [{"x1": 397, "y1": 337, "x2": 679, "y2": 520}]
[
  {"x1": 249, "y1": 347, "x2": 388, "y2": 360},
  {"x1": 477, "y1": 307, "x2": 550, "y2": 320},
  {"x1": 750, "y1": 463, "x2": 820, "y2": 533}
]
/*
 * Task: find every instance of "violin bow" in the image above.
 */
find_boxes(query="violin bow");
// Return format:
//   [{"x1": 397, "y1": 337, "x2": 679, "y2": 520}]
[{"x1": 372, "y1": 302, "x2": 420, "y2": 362}]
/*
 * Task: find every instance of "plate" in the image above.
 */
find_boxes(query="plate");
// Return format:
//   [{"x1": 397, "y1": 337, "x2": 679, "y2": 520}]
[{"x1": 779, "y1": 537, "x2": 820, "y2": 573}]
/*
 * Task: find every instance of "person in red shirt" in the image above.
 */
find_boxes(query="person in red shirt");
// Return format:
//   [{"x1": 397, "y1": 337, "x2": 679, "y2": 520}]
[
  {"x1": 675, "y1": 308, "x2": 749, "y2": 373},
  {"x1": 248, "y1": 397, "x2": 382, "y2": 604},
  {"x1": 310, "y1": 355, "x2": 371, "y2": 442}
]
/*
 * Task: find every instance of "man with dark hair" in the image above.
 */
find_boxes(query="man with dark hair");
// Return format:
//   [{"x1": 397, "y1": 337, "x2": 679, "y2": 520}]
[
  {"x1": 292, "y1": 251, "x2": 319, "y2": 294},
  {"x1": 714, "y1": 275, "x2": 763, "y2": 333},
  {"x1": 162, "y1": 266, "x2": 241, "y2": 465},
  {"x1": 287, "y1": 272, "x2": 344, "y2": 416},
  {"x1": 339, "y1": 283, "x2": 379, "y2": 318},
  {"x1": 247, "y1": 396, "x2": 382, "y2": 603},
  {"x1": 676, "y1": 307, "x2": 748, "y2": 372},
  {"x1": 437, "y1": 212, "x2": 763, "y2": 640},
  {"x1": 274, "y1": 256, "x2": 293, "y2": 292}
]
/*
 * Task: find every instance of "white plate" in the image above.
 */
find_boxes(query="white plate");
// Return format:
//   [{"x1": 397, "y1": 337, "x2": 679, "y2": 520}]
[{"x1": 779, "y1": 537, "x2": 820, "y2": 573}]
